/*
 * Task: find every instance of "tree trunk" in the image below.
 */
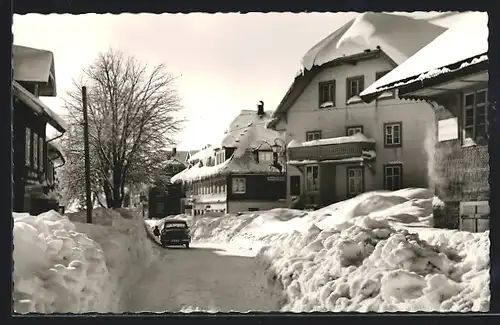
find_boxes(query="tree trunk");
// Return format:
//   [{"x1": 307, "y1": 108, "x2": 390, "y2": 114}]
[
  {"x1": 111, "y1": 165, "x2": 123, "y2": 208},
  {"x1": 103, "y1": 178, "x2": 113, "y2": 208}
]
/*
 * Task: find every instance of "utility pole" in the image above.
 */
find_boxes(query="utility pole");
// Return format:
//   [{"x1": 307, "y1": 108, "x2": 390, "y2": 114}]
[{"x1": 82, "y1": 86, "x2": 93, "y2": 224}]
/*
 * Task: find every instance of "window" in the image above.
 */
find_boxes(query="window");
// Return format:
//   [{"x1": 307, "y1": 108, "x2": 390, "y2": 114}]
[
  {"x1": 384, "y1": 164, "x2": 403, "y2": 191},
  {"x1": 375, "y1": 71, "x2": 395, "y2": 99},
  {"x1": 215, "y1": 151, "x2": 225, "y2": 165},
  {"x1": 347, "y1": 167, "x2": 364, "y2": 196},
  {"x1": 258, "y1": 151, "x2": 274, "y2": 163},
  {"x1": 384, "y1": 122, "x2": 402, "y2": 147},
  {"x1": 25, "y1": 127, "x2": 31, "y2": 166},
  {"x1": 318, "y1": 80, "x2": 336, "y2": 108},
  {"x1": 232, "y1": 177, "x2": 246, "y2": 194},
  {"x1": 290, "y1": 175, "x2": 301, "y2": 196},
  {"x1": 38, "y1": 136, "x2": 44, "y2": 172},
  {"x1": 346, "y1": 125, "x2": 363, "y2": 136},
  {"x1": 172, "y1": 165, "x2": 179, "y2": 173},
  {"x1": 464, "y1": 89, "x2": 488, "y2": 143},
  {"x1": 346, "y1": 76, "x2": 365, "y2": 102},
  {"x1": 306, "y1": 131, "x2": 322, "y2": 141},
  {"x1": 33, "y1": 133, "x2": 38, "y2": 170},
  {"x1": 305, "y1": 165, "x2": 319, "y2": 192},
  {"x1": 460, "y1": 201, "x2": 489, "y2": 232},
  {"x1": 47, "y1": 161, "x2": 54, "y2": 184}
]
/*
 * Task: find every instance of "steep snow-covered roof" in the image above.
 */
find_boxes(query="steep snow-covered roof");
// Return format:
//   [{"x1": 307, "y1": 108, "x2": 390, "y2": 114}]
[
  {"x1": 171, "y1": 110, "x2": 285, "y2": 183},
  {"x1": 400, "y1": 11, "x2": 481, "y2": 28},
  {"x1": 360, "y1": 12, "x2": 488, "y2": 100},
  {"x1": 300, "y1": 12, "x2": 447, "y2": 71},
  {"x1": 221, "y1": 110, "x2": 281, "y2": 156},
  {"x1": 13, "y1": 45, "x2": 57, "y2": 97},
  {"x1": 267, "y1": 13, "x2": 447, "y2": 129},
  {"x1": 165, "y1": 150, "x2": 191, "y2": 165}
]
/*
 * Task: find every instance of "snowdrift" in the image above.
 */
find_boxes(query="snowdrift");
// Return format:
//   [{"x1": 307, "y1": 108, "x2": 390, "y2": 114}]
[
  {"x1": 187, "y1": 188, "x2": 490, "y2": 312},
  {"x1": 13, "y1": 208, "x2": 155, "y2": 313}
]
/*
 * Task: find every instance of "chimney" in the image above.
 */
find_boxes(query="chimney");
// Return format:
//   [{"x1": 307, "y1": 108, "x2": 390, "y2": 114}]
[
  {"x1": 172, "y1": 147, "x2": 177, "y2": 157},
  {"x1": 257, "y1": 101, "x2": 265, "y2": 116}
]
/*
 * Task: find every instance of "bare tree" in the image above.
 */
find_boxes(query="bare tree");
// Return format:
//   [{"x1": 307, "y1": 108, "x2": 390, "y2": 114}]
[{"x1": 59, "y1": 49, "x2": 184, "y2": 208}]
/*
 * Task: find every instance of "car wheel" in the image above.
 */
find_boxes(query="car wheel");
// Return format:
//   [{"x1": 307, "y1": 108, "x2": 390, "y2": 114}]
[{"x1": 185, "y1": 243, "x2": 190, "y2": 249}]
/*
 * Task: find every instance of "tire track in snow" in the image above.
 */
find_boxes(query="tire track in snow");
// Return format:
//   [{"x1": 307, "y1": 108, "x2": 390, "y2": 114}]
[{"x1": 126, "y1": 242, "x2": 285, "y2": 312}]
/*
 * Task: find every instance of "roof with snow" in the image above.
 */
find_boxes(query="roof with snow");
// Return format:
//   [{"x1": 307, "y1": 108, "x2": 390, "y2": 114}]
[
  {"x1": 267, "y1": 12, "x2": 447, "y2": 129},
  {"x1": 165, "y1": 150, "x2": 194, "y2": 166},
  {"x1": 360, "y1": 12, "x2": 488, "y2": 102},
  {"x1": 13, "y1": 45, "x2": 57, "y2": 97},
  {"x1": 171, "y1": 110, "x2": 285, "y2": 183},
  {"x1": 13, "y1": 80, "x2": 67, "y2": 133}
]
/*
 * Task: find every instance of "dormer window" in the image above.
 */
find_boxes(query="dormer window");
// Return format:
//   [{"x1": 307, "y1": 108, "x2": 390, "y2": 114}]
[
  {"x1": 258, "y1": 151, "x2": 273, "y2": 163},
  {"x1": 215, "y1": 150, "x2": 225, "y2": 165},
  {"x1": 318, "y1": 80, "x2": 336, "y2": 108}
]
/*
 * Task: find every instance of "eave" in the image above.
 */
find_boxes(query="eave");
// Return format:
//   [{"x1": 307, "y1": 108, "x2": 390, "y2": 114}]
[
  {"x1": 398, "y1": 60, "x2": 489, "y2": 100},
  {"x1": 361, "y1": 55, "x2": 488, "y2": 103}
]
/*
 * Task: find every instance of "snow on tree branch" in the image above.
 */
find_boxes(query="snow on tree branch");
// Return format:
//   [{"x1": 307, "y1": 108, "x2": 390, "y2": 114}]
[{"x1": 59, "y1": 49, "x2": 185, "y2": 208}]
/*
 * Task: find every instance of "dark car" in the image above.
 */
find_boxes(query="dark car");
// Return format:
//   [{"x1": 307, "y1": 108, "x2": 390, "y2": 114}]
[{"x1": 160, "y1": 219, "x2": 191, "y2": 248}]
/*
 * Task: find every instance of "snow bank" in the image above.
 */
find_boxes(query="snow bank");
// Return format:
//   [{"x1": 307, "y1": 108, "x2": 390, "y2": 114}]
[
  {"x1": 188, "y1": 188, "x2": 490, "y2": 312},
  {"x1": 13, "y1": 208, "x2": 155, "y2": 313}
]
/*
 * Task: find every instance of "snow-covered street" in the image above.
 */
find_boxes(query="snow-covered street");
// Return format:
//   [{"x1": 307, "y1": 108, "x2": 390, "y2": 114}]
[
  {"x1": 12, "y1": 188, "x2": 490, "y2": 313},
  {"x1": 127, "y1": 242, "x2": 284, "y2": 313}
]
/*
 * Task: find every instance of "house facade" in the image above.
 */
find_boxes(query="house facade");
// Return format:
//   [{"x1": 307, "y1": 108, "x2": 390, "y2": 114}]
[
  {"x1": 171, "y1": 104, "x2": 287, "y2": 215},
  {"x1": 360, "y1": 12, "x2": 489, "y2": 232},
  {"x1": 12, "y1": 45, "x2": 68, "y2": 214},
  {"x1": 266, "y1": 12, "x2": 447, "y2": 208},
  {"x1": 162, "y1": 148, "x2": 197, "y2": 182}
]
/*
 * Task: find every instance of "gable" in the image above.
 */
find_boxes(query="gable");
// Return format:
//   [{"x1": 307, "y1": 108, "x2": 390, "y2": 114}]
[{"x1": 288, "y1": 56, "x2": 394, "y2": 115}]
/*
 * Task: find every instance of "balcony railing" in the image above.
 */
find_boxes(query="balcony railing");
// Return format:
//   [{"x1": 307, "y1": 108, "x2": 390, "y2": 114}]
[{"x1": 288, "y1": 139, "x2": 375, "y2": 162}]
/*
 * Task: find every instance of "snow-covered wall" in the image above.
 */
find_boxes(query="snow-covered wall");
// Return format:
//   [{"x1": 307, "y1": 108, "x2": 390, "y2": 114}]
[{"x1": 13, "y1": 208, "x2": 155, "y2": 313}]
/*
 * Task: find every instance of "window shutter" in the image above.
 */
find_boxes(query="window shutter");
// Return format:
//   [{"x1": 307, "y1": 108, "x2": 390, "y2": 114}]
[
  {"x1": 318, "y1": 83, "x2": 322, "y2": 107},
  {"x1": 331, "y1": 80, "x2": 336, "y2": 106}
]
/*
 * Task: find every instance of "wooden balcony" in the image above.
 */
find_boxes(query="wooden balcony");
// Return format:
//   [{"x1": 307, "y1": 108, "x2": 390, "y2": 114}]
[{"x1": 287, "y1": 135, "x2": 376, "y2": 163}]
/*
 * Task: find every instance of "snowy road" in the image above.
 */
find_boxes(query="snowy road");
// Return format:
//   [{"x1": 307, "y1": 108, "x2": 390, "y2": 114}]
[{"x1": 126, "y1": 242, "x2": 285, "y2": 312}]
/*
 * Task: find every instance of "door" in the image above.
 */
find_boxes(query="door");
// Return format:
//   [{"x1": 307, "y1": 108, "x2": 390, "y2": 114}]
[{"x1": 290, "y1": 175, "x2": 301, "y2": 196}]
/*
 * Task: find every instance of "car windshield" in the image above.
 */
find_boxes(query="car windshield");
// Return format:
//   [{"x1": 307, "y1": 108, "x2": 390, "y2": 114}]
[{"x1": 163, "y1": 222, "x2": 187, "y2": 229}]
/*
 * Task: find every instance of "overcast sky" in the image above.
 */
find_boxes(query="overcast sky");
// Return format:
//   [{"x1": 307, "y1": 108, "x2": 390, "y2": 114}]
[
  {"x1": 13, "y1": 12, "x2": 457, "y2": 151},
  {"x1": 12, "y1": 13, "x2": 364, "y2": 150}
]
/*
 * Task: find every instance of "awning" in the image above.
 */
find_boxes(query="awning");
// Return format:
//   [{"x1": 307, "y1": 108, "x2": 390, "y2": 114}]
[{"x1": 13, "y1": 81, "x2": 67, "y2": 133}]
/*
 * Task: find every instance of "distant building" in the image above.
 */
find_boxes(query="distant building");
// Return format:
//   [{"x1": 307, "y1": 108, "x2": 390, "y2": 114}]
[
  {"x1": 171, "y1": 102, "x2": 287, "y2": 215},
  {"x1": 12, "y1": 45, "x2": 68, "y2": 214},
  {"x1": 360, "y1": 13, "x2": 489, "y2": 232},
  {"x1": 161, "y1": 148, "x2": 198, "y2": 183},
  {"x1": 266, "y1": 12, "x2": 447, "y2": 209}
]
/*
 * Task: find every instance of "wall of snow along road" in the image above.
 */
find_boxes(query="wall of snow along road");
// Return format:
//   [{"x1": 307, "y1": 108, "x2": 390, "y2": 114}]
[
  {"x1": 185, "y1": 188, "x2": 490, "y2": 312},
  {"x1": 13, "y1": 208, "x2": 155, "y2": 313}
]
